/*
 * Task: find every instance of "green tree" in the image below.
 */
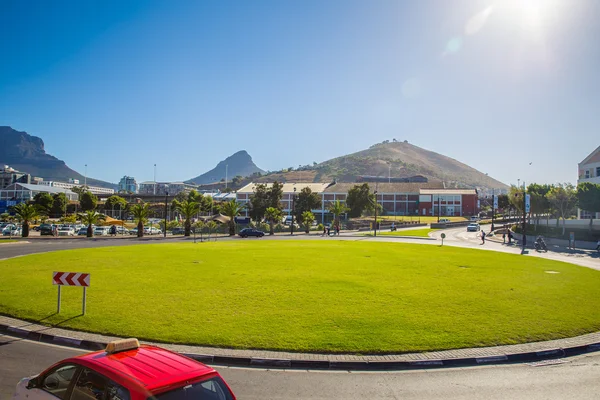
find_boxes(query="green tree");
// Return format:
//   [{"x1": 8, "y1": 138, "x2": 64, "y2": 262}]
[
  {"x1": 294, "y1": 187, "x2": 321, "y2": 222},
  {"x1": 104, "y1": 195, "x2": 128, "y2": 217},
  {"x1": 0, "y1": 212, "x2": 10, "y2": 222},
  {"x1": 78, "y1": 210, "x2": 106, "y2": 237},
  {"x1": 130, "y1": 203, "x2": 150, "y2": 237},
  {"x1": 577, "y1": 182, "x2": 600, "y2": 231},
  {"x1": 10, "y1": 203, "x2": 39, "y2": 237},
  {"x1": 221, "y1": 199, "x2": 244, "y2": 235},
  {"x1": 301, "y1": 211, "x2": 315, "y2": 234},
  {"x1": 508, "y1": 185, "x2": 526, "y2": 214},
  {"x1": 174, "y1": 199, "x2": 200, "y2": 236},
  {"x1": 547, "y1": 183, "x2": 577, "y2": 235},
  {"x1": 328, "y1": 200, "x2": 348, "y2": 231},
  {"x1": 51, "y1": 192, "x2": 68, "y2": 218},
  {"x1": 80, "y1": 191, "x2": 98, "y2": 211},
  {"x1": 346, "y1": 183, "x2": 374, "y2": 218},
  {"x1": 33, "y1": 192, "x2": 54, "y2": 216},
  {"x1": 248, "y1": 181, "x2": 283, "y2": 221},
  {"x1": 264, "y1": 207, "x2": 283, "y2": 235},
  {"x1": 527, "y1": 183, "x2": 553, "y2": 228},
  {"x1": 70, "y1": 186, "x2": 88, "y2": 197}
]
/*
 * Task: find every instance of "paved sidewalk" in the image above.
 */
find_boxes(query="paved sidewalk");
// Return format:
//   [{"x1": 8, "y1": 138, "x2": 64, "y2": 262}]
[{"x1": 2, "y1": 314, "x2": 600, "y2": 370}]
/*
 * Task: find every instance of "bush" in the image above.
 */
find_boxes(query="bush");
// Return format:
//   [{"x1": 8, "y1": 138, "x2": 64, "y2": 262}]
[{"x1": 317, "y1": 223, "x2": 324, "y2": 231}]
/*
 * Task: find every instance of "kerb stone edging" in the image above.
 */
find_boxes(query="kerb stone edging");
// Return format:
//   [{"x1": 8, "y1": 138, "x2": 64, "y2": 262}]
[{"x1": 2, "y1": 317, "x2": 600, "y2": 371}]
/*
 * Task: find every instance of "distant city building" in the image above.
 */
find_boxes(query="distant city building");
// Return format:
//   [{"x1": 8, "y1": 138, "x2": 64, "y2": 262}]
[
  {"x1": 37, "y1": 180, "x2": 114, "y2": 196},
  {"x1": 357, "y1": 175, "x2": 428, "y2": 183},
  {"x1": 138, "y1": 181, "x2": 198, "y2": 196},
  {"x1": 0, "y1": 165, "x2": 37, "y2": 189},
  {"x1": 118, "y1": 176, "x2": 138, "y2": 193},
  {"x1": 577, "y1": 145, "x2": 600, "y2": 219}
]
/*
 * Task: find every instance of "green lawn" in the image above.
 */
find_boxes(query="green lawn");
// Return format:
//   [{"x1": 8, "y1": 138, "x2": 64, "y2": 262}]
[
  {"x1": 2, "y1": 241, "x2": 600, "y2": 354},
  {"x1": 0, "y1": 239, "x2": 19, "y2": 243},
  {"x1": 363, "y1": 228, "x2": 438, "y2": 237}
]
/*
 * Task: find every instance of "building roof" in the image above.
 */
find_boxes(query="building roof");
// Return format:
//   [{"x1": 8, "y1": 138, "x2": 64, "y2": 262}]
[
  {"x1": 323, "y1": 182, "x2": 443, "y2": 193},
  {"x1": 237, "y1": 182, "x2": 330, "y2": 194},
  {"x1": 579, "y1": 145, "x2": 600, "y2": 166},
  {"x1": 3, "y1": 183, "x2": 76, "y2": 195},
  {"x1": 420, "y1": 188, "x2": 477, "y2": 195},
  {"x1": 72, "y1": 345, "x2": 213, "y2": 391}
]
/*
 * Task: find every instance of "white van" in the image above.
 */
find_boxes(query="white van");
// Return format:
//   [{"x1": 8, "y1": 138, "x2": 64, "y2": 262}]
[{"x1": 283, "y1": 215, "x2": 294, "y2": 225}]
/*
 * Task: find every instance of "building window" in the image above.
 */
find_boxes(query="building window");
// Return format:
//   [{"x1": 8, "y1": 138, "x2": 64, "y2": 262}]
[
  {"x1": 585, "y1": 170, "x2": 590, "y2": 178},
  {"x1": 597, "y1": 167, "x2": 600, "y2": 177}
]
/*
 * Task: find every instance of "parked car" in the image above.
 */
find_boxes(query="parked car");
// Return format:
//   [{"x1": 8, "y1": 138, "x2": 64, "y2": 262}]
[
  {"x1": 467, "y1": 223, "x2": 480, "y2": 232},
  {"x1": 129, "y1": 227, "x2": 139, "y2": 235},
  {"x1": 39, "y1": 223, "x2": 54, "y2": 236},
  {"x1": 470, "y1": 216, "x2": 480, "y2": 221},
  {"x1": 57, "y1": 226, "x2": 75, "y2": 236},
  {"x1": 439, "y1": 218, "x2": 451, "y2": 223},
  {"x1": 77, "y1": 227, "x2": 89, "y2": 236},
  {"x1": 238, "y1": 228, "x2": 265, "y2": 238},
  {"x1": 144, "y1": 227, "x2": 162, "y2": 235},
  {"x1": 93, "y1": 226, "x2": 110, "y2": 236},
  {"x1": 2, "y1": 224, "x2": 21, "y2": 236},
  {"x1": 116, "y1": 226, "x2": 129, "y2": 234},
  {"x1": 12, "y1": 338, "x2": 237, "y2": 400},
  {"x1": 171, "y1": 227, "x2": 185, "y2": 235}
]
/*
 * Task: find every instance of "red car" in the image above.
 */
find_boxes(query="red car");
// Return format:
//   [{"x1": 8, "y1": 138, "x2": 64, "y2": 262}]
[{"x1": 13, "y1": 338, "x2": 236, "y2": 400}]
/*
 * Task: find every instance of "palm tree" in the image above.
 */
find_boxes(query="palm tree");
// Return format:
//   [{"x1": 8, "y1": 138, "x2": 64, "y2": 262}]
[
  {"x1": 220, "y1": 200, "x2": 245, "y2": 235},
  {"x1": 264, "y1": 207, "x2": 283, "y2": 235},
  {"x1": 78, "y1": 210, "x2": 106, "y2": 237},
  {"x1": 10, "y1": 203, "x2": 39, "y2": 237},
  {"x1": 301, "y1": 211, "x2": 315, "y2": 234},
  {"x1": 130, "y1": 203, "x2": 150, "y2": 238},
  {"x1": 174, "y1": 199, "x2": 200, "y2": 237},
  {"x1": 328, "y1": 200, "x2": 348, "y2": 232}
]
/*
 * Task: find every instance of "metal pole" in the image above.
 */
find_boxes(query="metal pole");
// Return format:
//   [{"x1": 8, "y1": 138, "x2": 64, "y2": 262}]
[
  {"x1": 154, "y1": 164, "x2": 157, "y2": 195},
  {"x1": 225, "y1": 164, "x2": 228, "y2": 189},
  {"x1": 491, "y1": 190, "x2": 495, "y2": 231},
  {"x1": 374, "y1": 190, "x2": 378, "y2": 237},
  {"x1": 291, "y1": 189, "x2": 296, "y2": 235},
  {"x1": 522, "y1": 182, "x2": 527, "y2": 250},
  {"x1": 82, "y1": 287, "x2": 86, "y2": 315},
  {"x1": 57, "y1": 285, "x2": 61, "y2": 313},
  {"x1": 164, "y1": 191, "x2": 168, "y2": 238},
  {"x1": 84, "y1": 164, "x2": 87, "y2": 188}
]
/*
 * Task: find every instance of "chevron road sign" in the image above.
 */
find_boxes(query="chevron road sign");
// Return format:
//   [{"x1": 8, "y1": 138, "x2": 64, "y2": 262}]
[
  {"x1": 53, "y1": 272, "x2": 90, "y2": 287},
  {"x1": 52, "y1": 272, "x2": 91, "y2": 314}
]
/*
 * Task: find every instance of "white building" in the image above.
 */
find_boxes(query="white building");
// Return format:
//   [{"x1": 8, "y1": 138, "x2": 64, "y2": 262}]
[
  {"x1": 0, "y1": 183, "x2": 78, "y2": 202},
  {"x1": 37, "y1": 180, "x2": 114, "y2": 196},
  {"x1": 577, "y1": 145, "x2": 600, "y2": 219},
  {"x1": 138, "y1": 181, "x2": 197, "y2": 196}
]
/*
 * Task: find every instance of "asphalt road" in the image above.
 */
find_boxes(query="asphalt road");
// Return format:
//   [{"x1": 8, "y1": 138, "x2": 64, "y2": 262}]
[{"x1": 2, "y1": 335, "x2": 600, "y2": 400}]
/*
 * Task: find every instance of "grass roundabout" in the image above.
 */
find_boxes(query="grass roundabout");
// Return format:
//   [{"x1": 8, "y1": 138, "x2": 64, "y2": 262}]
[{"x1": 2, "y1": 241, "x2": 600, "y2": 354}]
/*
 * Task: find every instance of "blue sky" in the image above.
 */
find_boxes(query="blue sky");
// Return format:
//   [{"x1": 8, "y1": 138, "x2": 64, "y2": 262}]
[{"x1": 1, "y1": 0, "x2": 598, "y2": 185}]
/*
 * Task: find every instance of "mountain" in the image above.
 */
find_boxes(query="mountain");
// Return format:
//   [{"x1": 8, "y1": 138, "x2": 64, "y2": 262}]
[
  {"x1": 0, "y1": 126, "x2": 116, "y2": 189},
  {"x1": 255, "y1": 141, "x2": 507, "y2": 189},
  {"x1": 187, "y1": 150, "x2": 265, "y2": 185}
]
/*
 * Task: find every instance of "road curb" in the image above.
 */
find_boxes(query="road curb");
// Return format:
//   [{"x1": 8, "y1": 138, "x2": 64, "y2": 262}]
[{"x1": 3, "y1": 322, "x2": 600, "y2": 371}]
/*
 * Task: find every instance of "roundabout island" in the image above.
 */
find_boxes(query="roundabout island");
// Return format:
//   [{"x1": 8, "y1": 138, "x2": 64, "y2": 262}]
[{"x1": 1, "y1": 240, "x2": 600, "y2": 355}]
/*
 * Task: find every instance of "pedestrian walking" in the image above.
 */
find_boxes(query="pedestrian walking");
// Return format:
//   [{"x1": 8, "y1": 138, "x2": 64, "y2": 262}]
[
  {"x1": 110, "y1": 224, "x2": 117, "y2": 236},
  {"x1": 322, "y1": 225, "x2": 327, "y2": 237},
  {"x1": 502, "y1": 232, "x2": 506, "y2": 244},
  {"x1": 52, "y1": 224, "x2": 58, "y2": 237},
  {"x1": 480, "y1": 230, "x2": 485, "y2": 244},
  {"x1": 326, "y1": 225, "x2": 331, "y2": 236},
  {"x1": 335, "y1": 225, "x2": 340, "y2": 236},
  {"x1": 508, "y1": 230, "x2": 512, "y2": 244}
]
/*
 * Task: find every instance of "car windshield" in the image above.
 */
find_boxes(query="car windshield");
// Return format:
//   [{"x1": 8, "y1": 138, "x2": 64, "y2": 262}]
[{"x1": 151, "y1": 377, "x2": 233, "y2": 400}]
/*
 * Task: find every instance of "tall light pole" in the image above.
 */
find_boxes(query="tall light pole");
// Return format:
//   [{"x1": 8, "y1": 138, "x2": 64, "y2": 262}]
[
  {"x1": 153, "y1": 164, "x2": 157, "y2": 196},
  {"x1": 291, "y1": 187, "x2": 297, "y2": 235},
  {"x1": 388, "y1": 164, "x2": 391, "y2": 183},
  {"x1": 84, "y1": 164, "x2": 87, "y2": 187},
  {"x1": 164, "y1": 186, "x2": 169, "y2": 238},
  {"x1": 225, "y1": 164, "x2": 228, "y2": 189},
  {"x1": 373, "y1": 189, "x2": 378, "y2": 237}
]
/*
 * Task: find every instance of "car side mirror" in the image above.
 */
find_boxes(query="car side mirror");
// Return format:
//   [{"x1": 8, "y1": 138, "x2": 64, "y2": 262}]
[{"x1": 26, "y1": 377, "x2": 39, "y2": 389}]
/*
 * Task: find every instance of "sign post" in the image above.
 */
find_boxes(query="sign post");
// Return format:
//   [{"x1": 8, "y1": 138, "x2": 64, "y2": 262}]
[
  {"x1": 441, "y1": 232, "x2": 446, "y2": 246},
  {"x1": 53, "y1": 272, "x2": 91, "y2": 315}
]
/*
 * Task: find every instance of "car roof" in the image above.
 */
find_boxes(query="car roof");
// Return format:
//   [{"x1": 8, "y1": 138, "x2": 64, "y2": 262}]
[{"x1": 70, "y1": 345, "x2": 215, "y2": 392}]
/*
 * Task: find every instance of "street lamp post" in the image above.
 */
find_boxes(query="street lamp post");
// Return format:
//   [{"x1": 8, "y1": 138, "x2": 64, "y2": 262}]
[
  {"x1": 291, "y1": 187, "x2": 297, "y2": 235},
  {"x1": 164, "y1": 188, "x2": 169, "y2": 238},
  {"x1": 491, "y1": 189, "x2": 496, "y2": 231},
  {"x1": 522, "y1": 182, "x2": 527, "y2": 250},
  {"x1": 373, "y1": 190, "x2": 378, "y2": 237},
  {"x1": 84, "y1": 164, "x2": 87, "y2": 188},
  {"x1": 153, "y1": 164, "x2": 157, "y2": 196}
]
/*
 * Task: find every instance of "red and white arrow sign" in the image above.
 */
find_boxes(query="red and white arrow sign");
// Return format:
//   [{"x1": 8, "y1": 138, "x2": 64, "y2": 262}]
[{"x1": 53, "y1": 272, "x2": 90, "y2": 287}]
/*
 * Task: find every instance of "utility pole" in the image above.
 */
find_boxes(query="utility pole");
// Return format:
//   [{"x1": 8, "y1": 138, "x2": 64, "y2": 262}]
[
  {"x1": 225, "y1": 164, "x2": 228, "y2": 189},
  {"x1": 84, "y1": 164, "x2": 87, "y2": 188},
  {"x1": 153, "y1": 164, "x2": 157, "y2": 196},
  {"x1": 491, "y1": 189, "x2": 496, "y2": 231},
  {"x1": 437, "y1": 194, "x2": 441, "y2": 222}
]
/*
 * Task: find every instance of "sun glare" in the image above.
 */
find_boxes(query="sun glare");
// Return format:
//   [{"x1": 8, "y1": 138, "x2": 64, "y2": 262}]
[{"x1": 500, "y1": 0, "x2": 565, "y2": 35}]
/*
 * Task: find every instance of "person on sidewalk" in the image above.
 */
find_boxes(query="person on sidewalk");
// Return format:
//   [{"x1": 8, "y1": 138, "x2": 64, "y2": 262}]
[
  {"x1": 502, "y1": 232, "x2": 506, "y2": 244},
  {"x1": 596, "y1": 239, "x2": 600, "y2": 253},
  {"x1": 480, "y1": 230, "x2": 485, "y2": 244}
]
